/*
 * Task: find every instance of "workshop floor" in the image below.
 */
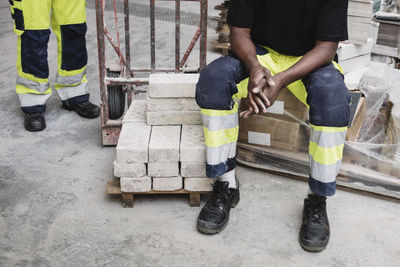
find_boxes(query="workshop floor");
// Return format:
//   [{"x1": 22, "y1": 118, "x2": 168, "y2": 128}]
[{"x1": 0, "y1": 2, "x2": 399, "y2": 266}]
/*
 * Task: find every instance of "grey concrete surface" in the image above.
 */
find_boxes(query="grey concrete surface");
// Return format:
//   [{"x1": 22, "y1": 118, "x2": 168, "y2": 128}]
[{"x1": 1, "y1": 2, "x2": 400, "y2": 266}]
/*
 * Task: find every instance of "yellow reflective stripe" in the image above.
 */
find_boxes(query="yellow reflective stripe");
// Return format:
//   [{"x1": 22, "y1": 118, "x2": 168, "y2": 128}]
[
  {"x1": 57, "y1": 66, "x2": 86, "y2": 77},
  {"x1": 332, "y1": 61, "x2": 344, "y2": 74},
  {"x1": 309, "y1": 141, "x2": 344, "y2": 165},
  {"x1": 16, "y1": 85, "x2": 51, "y2": 95},
  {"x1": 311, "y1": 124, "x2": 348, "y2": 133},
  {"x1": 204, "y1": 126, "x2": 239, "y2": 148},
  {"x1": 201, "y1": 102, "x2": 239, "y2": 117}
]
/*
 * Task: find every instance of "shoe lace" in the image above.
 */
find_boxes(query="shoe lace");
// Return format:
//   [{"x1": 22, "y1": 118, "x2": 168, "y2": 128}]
[
  {"x1": 308, "y1": 202, "x2": 324, "y2": 224},
  {"x1": 206, "y1": 183, "x2": 229, "y2": 213}
]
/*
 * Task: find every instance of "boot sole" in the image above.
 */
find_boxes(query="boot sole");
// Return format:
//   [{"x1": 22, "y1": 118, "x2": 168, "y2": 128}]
[
  {"x1": 63, "y1": 106, "x2": 100, "y2": 119},
  {"x1": 197, "y1": 195, "x2": 240, "y2": 234},
  {"x1": 299, "y1": 237, "x2": 328, "y2": 252}
]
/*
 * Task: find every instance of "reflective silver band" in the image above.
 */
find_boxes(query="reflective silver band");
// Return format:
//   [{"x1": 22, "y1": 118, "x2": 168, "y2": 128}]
[
  {"x1": 56, "y1": 70, "x2": 86, "y2": 85},
  {"x1": 201, "y1": 112, "x2": 238, "y2": 132},
  {"x1": 18, "y1": 93, "x2": 50, "y2": 107},
  {"x1": 56, "y1": 82, "x2": 88, "y2": 101},
  {"x1": 310, "y1": 157, "x2": 341, "y2": 183},
  {"x1": 310, "y1": 128, "x2": 347, "y2": 148},
  {"x1": 207, "y1": 142, "x2": 237, "y2": 165},
  {"x1": 16, "y1": 75, "x2": 49, "y2": 93}
]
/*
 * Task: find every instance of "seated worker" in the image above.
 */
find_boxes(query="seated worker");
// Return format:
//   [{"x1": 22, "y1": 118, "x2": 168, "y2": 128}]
[
  {"x1": 195, "y1": 0, "x2": 350, "y2": 252},
  {"x1": 9, "y1": 0, "x2": 100, "y2": 131}
]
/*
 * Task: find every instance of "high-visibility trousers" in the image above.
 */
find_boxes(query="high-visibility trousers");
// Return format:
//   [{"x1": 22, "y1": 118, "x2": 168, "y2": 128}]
[
  {"x1": 10, "y1": 0, "x2": 89, "y2": 113},
  {"x1": 195, "y1": 46, "x2": 351, "y2": 196}
]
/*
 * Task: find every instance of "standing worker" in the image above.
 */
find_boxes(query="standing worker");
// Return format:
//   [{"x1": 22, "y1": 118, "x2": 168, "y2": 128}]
[
  {"x1": 195, "y1": 0, "x2": 350, "y2": 252},
  {"x1": 9, "y1": 0, "x2": 100, "y2": 131}
]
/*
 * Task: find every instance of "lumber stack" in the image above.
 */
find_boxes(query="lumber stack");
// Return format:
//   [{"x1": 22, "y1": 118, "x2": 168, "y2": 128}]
[{"x1": 114, "y1": 74, "x2": 212, "y2": 193}]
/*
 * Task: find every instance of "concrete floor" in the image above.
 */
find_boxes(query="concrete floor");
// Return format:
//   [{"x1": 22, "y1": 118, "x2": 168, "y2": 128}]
[{"x1": 1, "y1": 2, "x2": 400, "y2": 266}]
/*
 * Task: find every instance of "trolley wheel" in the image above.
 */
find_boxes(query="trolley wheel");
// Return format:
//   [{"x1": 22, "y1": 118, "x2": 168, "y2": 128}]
[{"x1": 106, "y1": 70, "x2": 126, "y2": 120}]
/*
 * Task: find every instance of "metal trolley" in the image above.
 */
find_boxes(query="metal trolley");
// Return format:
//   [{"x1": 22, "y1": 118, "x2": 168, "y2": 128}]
[{"x1": 95, "y1": 0, "x2": 208, "y2": 145}]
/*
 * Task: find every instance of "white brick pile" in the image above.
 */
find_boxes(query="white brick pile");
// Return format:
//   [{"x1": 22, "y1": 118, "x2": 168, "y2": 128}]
[{"x1": 114, "y1": 74, "x2": 213, "y2": 193}]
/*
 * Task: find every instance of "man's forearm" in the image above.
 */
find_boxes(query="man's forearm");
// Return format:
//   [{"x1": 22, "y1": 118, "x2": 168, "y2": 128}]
[
  {"x1": 230, "y1": 27, "x2": 259, "y2": 73},
  {"x1": 278, "y1": 41, "x2": 339, "y2": 87}
]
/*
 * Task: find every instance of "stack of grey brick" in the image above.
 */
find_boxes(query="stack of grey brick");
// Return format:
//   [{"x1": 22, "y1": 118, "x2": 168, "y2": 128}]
[{"x1": 114, "y1": 73, "x2": 213, "y2": 193}]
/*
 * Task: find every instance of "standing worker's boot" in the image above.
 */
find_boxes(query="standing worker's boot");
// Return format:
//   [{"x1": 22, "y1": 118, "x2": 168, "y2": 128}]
[
  {"x1": 299, "y1": 194, "x2": 330, "y2": 252},
  {"x1": 24, "y1": 112, "x2": 46, "y2": 131},
  {"x1": 63, "y1": 101, "x2": 100, "y2": 118},
  {"x1": 197, "y1": 180, "x2": 240, "y2": 234}
]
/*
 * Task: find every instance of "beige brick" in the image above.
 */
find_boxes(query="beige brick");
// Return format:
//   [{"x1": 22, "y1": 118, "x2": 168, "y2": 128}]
[
  {"x1": 181, "y1": 162, "x2": 206, "y2": 177},
  {"x1": 120, "y1": 176, "x2": 152, "y2": 192},
  {"x1": 152, "y1": 176, "x2": 183, "y2": 191},
  {"x1": 149, "y1": 126, "x2": 181, "y2": 162},
  {"x1": 147, "y1": 97, "x2": 200, "y2": 111},
  {"x1": 184, "y1": 177, "x2": 214, "y2": 192},
  {"x1": 116, "y1": 123, "x2": 151, "y2": 163},
  {"x1": 180, "y1": 125, "x2": 206, "y2": 162},
  {"x1": 147, "y1": 111, "x2": 201, "y2": 125},
  {"x1": 148, "y1": 162, "x2": 179, "y2": 177},
  {"x1": 113, "y1": 161, "x2": 146, "y2": 178},
  {"x1": 148, "y1": 73, "x2": 199, "y2": 98},
  {"x1": 122, "y1": 99, "x2": 147, "y2": 123}
]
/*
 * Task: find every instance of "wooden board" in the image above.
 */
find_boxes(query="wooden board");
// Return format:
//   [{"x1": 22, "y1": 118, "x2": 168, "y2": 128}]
[
  {"x1": 107, "y1": 181, "x2": 210, "y2": 208},
  {"x1": 237, "y1": 143, "x2": 400, "y2": 201}
]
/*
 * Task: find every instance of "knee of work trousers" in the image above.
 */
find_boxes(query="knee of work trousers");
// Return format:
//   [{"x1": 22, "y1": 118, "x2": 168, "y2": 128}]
[
  {"x1": 20, "y1": 30, "x2": 51, "y2": 79},
  {"x1": 195, "y1": 55, "x2": 247, "y2": 110},
  {"x1": 59, "y1": 23, "x2": 88, "y2": 71},
  {"x1": 303, "y1": 63, "x2": 351, "y2": 127}
]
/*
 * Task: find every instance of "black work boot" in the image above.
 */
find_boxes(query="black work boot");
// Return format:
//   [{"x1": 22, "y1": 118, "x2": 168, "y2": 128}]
[
  {"x1": 197, "y1": 180, "x2": 240, "y2": 234},
  {"x1": 24, "y1": 113, "x2": 46, "y2": 131},
  {"x1": 299, "y1": 194, "x2": 330, "y2": 252},
  {"x1": 63, "y1": 101, "x2": 100, "y2": 118}
]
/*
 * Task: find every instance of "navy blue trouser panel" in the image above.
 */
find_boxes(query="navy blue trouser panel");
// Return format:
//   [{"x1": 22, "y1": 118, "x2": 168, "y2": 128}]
[
  {"x1": 22, "y1": 105, "x2": 46, "y2": 114},
  {"x1": 196, "y1": 46, "x2": 269, "y2": 110},
  {"x1": 60, "y1": 23, "x2": 88, "y2": 71},
  {"x1": 302, "y1": 63, "x2": 351, "y2": 127},
  {"x1": 21, "y1": 30, "x2": 51, "y2": 79}
]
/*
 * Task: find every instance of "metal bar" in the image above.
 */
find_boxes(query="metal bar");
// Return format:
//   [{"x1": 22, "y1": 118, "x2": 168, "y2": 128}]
[
  {"x1": 104, "y1": 25, "x2": 128, "y2": 67},
  {"x1": 95, "y1": 0, "x2": 108, "y2": 126},
  {"x1": 180, "y1": 27, "x2": 201, "y2": 68},
  {"x1": 124, "y1": 0, "x2": 133, "y2": 106},
  {"x1": 199, "y1": 0, "x2": 207, "y2": 69},
  {"x1": 175, "y1": 0, "x2": 181, "y2": 72},
  {"x1": 105, "y1": 77, "x2": 149, "y2": 85},
  {"x1": 150, "y1": 0, "x2": 156, "y2": 72}
]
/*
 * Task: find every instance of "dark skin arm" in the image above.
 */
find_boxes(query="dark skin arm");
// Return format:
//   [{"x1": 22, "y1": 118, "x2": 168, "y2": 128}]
[{"x1": 229, "y1": 26, "x2": 339, "y2": 118}]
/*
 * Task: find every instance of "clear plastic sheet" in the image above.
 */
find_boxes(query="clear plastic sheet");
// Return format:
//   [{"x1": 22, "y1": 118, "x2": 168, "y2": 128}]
[{"x1": 343, "y1": 65, "x2": 400, "y2": 178}]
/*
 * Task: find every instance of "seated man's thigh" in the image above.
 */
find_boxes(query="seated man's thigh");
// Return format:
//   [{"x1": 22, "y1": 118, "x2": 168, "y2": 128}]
[
  {"x1": 303, "y1": 63, "x2": 351, "y2": 127},
  {"x1": 196, "y1": 55, "x2": 247, "y2": 110}
]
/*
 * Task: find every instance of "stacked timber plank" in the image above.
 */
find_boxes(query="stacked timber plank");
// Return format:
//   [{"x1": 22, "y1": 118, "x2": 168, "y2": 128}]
[{"x1": 114, "y1": 74, "x2": 212, "y2": 194}]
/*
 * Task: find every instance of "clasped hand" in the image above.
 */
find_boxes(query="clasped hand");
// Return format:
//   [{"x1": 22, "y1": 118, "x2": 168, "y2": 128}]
[{"x1": 240, "y1": 65, "x2": 283, "y2": 118}]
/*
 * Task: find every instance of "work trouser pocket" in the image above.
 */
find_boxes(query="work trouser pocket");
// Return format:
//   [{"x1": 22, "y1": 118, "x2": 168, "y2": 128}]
[{"x1": 10, "y1": 0, "x2": 24, "y2": 33}]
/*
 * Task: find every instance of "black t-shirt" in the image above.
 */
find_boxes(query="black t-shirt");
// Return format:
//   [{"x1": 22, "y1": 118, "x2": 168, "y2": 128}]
[{"x1": 227, "y1": 0, "x2": 348, "y2": 56}]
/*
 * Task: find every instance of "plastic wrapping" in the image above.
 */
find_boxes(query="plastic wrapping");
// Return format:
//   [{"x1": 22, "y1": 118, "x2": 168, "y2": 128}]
[{"x1": 343, "y1": 66, "x2": 400, "y2": 178}]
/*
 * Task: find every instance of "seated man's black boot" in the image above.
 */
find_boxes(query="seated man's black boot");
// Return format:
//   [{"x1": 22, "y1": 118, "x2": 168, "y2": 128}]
[
  {"x1": 63, "y1": 101, "x2": 100, "y2": 118},
  {"x1": 299, "y1": 194, "x2": 330, "y2": 252},
  {"x1": 197, "y1": 180, "x2": 240, "y2": 234},
  {"x1": 24, "y1": 113, "x2": 46, "y2": 131}
]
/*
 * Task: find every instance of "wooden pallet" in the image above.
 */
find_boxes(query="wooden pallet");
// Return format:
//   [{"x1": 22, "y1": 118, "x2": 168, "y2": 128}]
[
  {"x1": 107, "y1": 181, "x2": 210, "y2": 208},
  {"x1": 237, "y1": 143, "x2": 400, "y2": 201}
]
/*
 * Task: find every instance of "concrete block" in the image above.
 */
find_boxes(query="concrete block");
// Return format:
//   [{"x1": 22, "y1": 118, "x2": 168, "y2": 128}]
[
  {"x1": 147, "y1": 97, "x2": 200, "y2": 111},
  {"x1": 147, "y1": 111, "x2": 201, "y2": 125},
  {"x1": 181, "y1": 162, "x2": 206, "y2": 177},
  {"x1": 122, "y1": 99, "x2": 147, "y2": 123},
  {"x1": 120, "y1": 176, "x2": 152, "y2": 192},
  {"x1": 116, "y1": 122, "x2": 151, "y2": 163},
  {"x1": 180, "y1": 125, "x2": 206, "y2": 162},
  {"x1": 148, "y1": 73, "x2": 199, "y2": 98},
  {"x1": 152, "y1": 176, "x2": 183, "y2": 191},
  {"x1": 113, "y1": 161, "x2": 146, "y2": 178},
  {"x1": 149, "y1": 126, "x2": 181, "y2": 162},
  {"x1": 148, "y1": 162, "x2": 179, "y2": 177},
  {"x1": 184, "y1": 178, "x2": 214, "y2": 192}
]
